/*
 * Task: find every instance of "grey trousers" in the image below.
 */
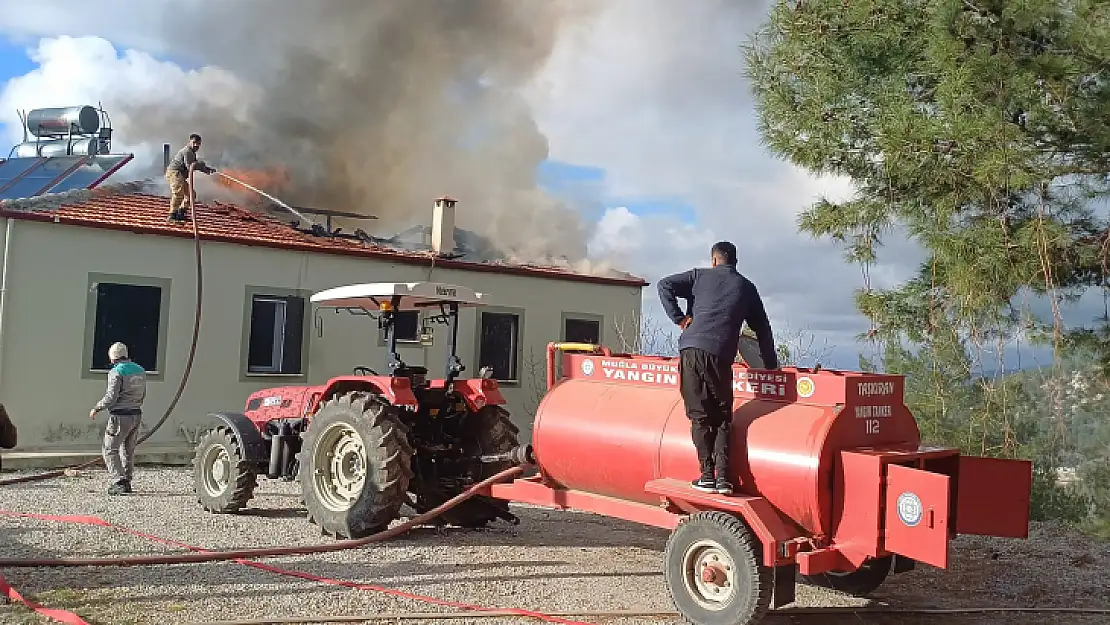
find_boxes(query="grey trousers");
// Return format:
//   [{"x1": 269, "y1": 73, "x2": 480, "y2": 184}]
[{"x1": 103, "y1": 412, "x2": 141, "y2": 482}]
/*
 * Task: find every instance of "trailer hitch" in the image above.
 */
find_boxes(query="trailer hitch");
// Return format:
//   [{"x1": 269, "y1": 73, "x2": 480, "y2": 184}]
[{"x1": 478, "y1": 445, "x2": 534, "y2": 466}]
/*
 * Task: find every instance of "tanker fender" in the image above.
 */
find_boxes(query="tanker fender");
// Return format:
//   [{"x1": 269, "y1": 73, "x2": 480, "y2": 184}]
[
  {"x1": 314, "y1": 376, "x2": 419, "y2": 409},
  {"x1": 452, "y1": 379, "x2": 507, "y2": 411},
  {"x1": 205, "y1": 412, "x2": 269, "y2": 466},
  {"x1": 646, "y1": 479, "x2": 806, "y2": 568}
]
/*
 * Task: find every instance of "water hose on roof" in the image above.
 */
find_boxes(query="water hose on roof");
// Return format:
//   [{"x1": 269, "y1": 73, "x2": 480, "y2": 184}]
[
  {"x1": 0, "y1": 167, "x2": 206, "y2": 486},
  {"x1": 213, "y1": 171, "x2": 317, "y2": 227}
]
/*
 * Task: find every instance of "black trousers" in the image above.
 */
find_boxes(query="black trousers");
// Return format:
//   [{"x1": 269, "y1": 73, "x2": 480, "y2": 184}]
[{"x1": 679, "y1": 347, "x2": 734, "y2": 480}]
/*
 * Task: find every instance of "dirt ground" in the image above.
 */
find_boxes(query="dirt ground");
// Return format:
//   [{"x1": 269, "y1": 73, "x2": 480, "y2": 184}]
[{"x1": 0, "y1": 467, "x2": 1107, "y2": 625}]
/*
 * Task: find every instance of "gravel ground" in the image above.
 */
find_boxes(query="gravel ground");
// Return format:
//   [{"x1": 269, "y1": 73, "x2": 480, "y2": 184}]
[{"x1": 0, "y1": 467, "x2": 1107, "y2": 625}]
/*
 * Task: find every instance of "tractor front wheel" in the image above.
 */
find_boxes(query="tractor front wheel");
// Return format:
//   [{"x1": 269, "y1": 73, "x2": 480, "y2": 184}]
[
  {"x1": 664, "y1": 511, "x2": 773, "y2": 625},
  {"x1": 411, "y1": 404, "x2": 520, "y2": 528},
  {"x1": 798, "y1": 555, "x2": 892, "y2": 596},
  {"x1": 193, "y1": 426, "x2": 258, "y2": 514},
  {"x1": 298, "y1": 391, "x2": 414, "y2": 539}
]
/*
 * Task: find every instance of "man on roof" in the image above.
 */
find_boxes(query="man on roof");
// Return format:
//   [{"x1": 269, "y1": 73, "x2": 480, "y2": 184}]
[{"x1": 166, "y1": 133, "x2": 216, "y2": 223}]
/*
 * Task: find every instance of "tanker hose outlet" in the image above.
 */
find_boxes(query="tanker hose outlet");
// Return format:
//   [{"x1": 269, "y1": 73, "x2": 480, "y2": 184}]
[{"x1": 479, "y1": 444, "x2": 534, "y2": 466}]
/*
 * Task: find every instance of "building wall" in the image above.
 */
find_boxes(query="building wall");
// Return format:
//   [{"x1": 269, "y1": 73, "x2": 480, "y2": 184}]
[{"x1": 0, "y1": 217, "x2": 643, "y2": 451}]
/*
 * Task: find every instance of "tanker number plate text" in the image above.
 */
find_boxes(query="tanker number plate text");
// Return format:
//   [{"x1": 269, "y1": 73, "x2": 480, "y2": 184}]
[{"x1": 855, "y1": 404, "x2": 892, "y2": 435}]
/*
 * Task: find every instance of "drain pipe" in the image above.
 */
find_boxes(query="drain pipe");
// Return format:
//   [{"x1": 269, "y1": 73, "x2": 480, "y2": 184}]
[{"x1": 0, "y1": 217, "x2": 12, "y2": 389}]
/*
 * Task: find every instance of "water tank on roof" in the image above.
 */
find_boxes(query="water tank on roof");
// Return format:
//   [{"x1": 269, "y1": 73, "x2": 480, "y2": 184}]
[
  {"x1": 25, "y1": 106, "x2": 101, "y2": 138},
  {"x1": 12, "y1": 137, "x2": 100, "y2": 158}
]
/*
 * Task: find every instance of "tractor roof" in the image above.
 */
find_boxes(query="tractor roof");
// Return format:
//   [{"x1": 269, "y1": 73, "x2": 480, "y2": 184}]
[{"x1": 310, "y1": 281, "x2": 488, "y2": 310}]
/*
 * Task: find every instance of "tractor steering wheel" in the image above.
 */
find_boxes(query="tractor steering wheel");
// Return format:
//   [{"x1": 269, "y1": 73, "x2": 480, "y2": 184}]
[{"x1": 352, "y1": 366, "x2": 379, "y2": 376}]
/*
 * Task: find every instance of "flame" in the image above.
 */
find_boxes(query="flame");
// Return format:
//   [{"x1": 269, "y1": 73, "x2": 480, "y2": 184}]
[{"x1": 213, "y1": 166, "x2": 292, "y2": 195}]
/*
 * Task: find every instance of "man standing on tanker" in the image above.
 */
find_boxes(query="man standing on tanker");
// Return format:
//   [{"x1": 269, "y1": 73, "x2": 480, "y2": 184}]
[
  {"x1": 657, "y1": 241, "x2": 779, "y2": 495},
  {"x1": 166, "y1": 133, "x2": 216, "y2": 223}
]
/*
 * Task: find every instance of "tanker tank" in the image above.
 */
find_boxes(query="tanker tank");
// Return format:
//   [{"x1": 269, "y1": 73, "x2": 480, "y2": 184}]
[
  {"x1": 24, "y1": 106, "x2": 101, "y2": 138},
  {"x1": 531, "y1": 352, "x2": 920, "y2": 537}
]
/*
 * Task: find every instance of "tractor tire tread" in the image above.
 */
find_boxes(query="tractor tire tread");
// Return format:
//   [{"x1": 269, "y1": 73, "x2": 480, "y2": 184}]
[
  {"x1": 298, "y1": 391, "x2": 413, "y2": 539},
  {"x1": 192, "y1": 425, "x2": 257, "y2": 514},
  {"x1": 412, "y1": 404, "x2": 519, "y2": 529}
]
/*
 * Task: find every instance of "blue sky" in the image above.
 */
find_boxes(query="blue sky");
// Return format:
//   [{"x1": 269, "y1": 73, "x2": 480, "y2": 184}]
[
  {"x1": 0, "y1": 35, "x2": 694, "y2": 233},
  {"x1": 0, "y1": 19, "x2": 1078, "y2": 374}
]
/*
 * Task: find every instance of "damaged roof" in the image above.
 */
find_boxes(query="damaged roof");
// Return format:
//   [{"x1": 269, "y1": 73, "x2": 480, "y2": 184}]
[{"x1": 0, "y1": 190, "x2": 648, "y2": 288}]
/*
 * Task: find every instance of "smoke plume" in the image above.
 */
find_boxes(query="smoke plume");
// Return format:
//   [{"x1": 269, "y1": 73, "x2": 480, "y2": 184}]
[{"x1": 100, "y1": 0, "x2": 603, "y2": 264}]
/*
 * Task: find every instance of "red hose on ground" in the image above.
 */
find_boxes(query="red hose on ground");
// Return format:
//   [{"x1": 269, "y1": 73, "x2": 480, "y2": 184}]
[
  {"x1": 0, "y1": 465, "x2": 526, "y2": 568},
  {"x1": 0, "y1": 466, "x2": 591, "y2": 625},
  {"x1": 0, "y1": 573, "x2": 91, "y2": 625},
  {"x1": 0, "y1": 167, "x2": 205, "y2": 487}
]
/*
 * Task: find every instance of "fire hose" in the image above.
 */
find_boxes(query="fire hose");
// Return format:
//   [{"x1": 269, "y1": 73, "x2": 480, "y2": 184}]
[
  {"x1": 0, "y1": 166, "x2": 207, "y2": 487},
  {"x1": 191, "y1": 606, "x2": 1110, "y2": 624},
  {"x1": 0, "y1": 464, "x2": 526, "y2": 568}
]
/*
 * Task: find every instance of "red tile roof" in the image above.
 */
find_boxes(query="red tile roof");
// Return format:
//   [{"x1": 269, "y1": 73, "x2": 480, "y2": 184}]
[{"x1": 0, "y1": 191, "x2": 648, "y2": 288}]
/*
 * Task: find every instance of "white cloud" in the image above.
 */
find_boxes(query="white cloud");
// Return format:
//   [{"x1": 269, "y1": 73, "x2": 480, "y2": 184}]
[
  {"x1": 0, "y1": 2, "x2": 928, "y2": 367},
  {"x1": 0, "y1": 35, "x2": 258, "y2": 179},
  {"x1": 526, "y1": 0, "x2": 925, "y2": 361}
]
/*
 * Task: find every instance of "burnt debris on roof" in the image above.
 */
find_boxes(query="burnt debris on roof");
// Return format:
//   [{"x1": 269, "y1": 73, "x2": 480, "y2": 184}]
[{"x1": 0, "y1": 107, "x2": 647, "y2": 286}]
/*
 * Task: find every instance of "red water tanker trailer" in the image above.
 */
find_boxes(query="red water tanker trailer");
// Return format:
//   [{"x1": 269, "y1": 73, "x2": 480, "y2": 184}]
[
  {"x1": 190, "y1": 282, "x2": 1033, "y2": 625},
  {"x1": 480, "y1": 343, "x2": 1034, "y2": 625}
]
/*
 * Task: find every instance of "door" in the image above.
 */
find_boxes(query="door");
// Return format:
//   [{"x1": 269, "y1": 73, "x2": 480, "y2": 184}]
[
  {"x1": 883, "y1": 463, "x2": 951, "y2": 569},
  {"x1": 955, "y1": 455, "x2": 1033, "y2": 538}
]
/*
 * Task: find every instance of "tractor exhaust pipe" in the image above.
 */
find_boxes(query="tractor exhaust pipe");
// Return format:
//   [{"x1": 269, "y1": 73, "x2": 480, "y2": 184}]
[{"x1": 479, "y1": 444, "x2": 534, "y2": 466}]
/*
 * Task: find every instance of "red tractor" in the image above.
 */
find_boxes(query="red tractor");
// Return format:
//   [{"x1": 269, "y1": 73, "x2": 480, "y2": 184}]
[{"x1": 191, "y1": 282, "x2": 528, "y2": 538}]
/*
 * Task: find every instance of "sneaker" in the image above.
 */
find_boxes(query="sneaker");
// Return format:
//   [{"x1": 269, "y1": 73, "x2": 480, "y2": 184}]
[
  {"x1": 691, "y1": 477, "x2": 716, "y2": 493},
  {"x1": 121, "y1": 479, "x2": 133, "y2": 494},
  {"x1": 715, "y1": 478, "x2": 734, "y2": 495},
  {"x1": 107, "y1": 481, "x2": 127, "y2": 496}
]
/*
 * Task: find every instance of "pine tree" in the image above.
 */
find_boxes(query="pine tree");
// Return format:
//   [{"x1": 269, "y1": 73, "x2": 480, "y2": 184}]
[{"x1": 745, "y1": 0, "x2": 1110, "y2": 521}]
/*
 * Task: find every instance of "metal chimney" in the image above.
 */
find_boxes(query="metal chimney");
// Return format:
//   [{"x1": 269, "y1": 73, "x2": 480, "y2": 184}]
[
  {"x1": 431, "y1": 196, "x2": 457, "y2": 255},
  {"x1": 163, "y1": 143, "x2": 171, "y2": 172}
]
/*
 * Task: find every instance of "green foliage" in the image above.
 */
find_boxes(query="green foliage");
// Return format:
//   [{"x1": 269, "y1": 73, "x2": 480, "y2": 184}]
[{"x1": 746, "y1": 0, "x2": 1110, "y2": 530}]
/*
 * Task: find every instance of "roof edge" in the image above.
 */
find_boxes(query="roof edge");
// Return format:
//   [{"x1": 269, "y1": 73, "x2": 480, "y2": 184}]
[{"x1": 0, "y1": 208, "x2": 650, "y2": 289}]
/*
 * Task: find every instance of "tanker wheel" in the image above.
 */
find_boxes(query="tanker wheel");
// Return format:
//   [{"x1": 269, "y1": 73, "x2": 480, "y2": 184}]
[
  {"x1": 412, "y1": 404, "x2": 520, "y2": 528},
  {"x1": 192, "y1": 425, "x2": 257, "y2": 514},
  {"x1": 799, "y1": 555, "x2": 892, "y2": 596},
  {"x1": 664, "y1": 511, "x2": 773, "y2": 625},
  {"x1": 297, "y1": 391, "x2": 414, "y2": 539}
]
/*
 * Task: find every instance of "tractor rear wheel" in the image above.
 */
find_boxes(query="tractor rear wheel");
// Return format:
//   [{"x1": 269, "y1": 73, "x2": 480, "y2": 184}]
[
  {"x1": 664, "y1": 511, "x2": 773, "y2": 625},
  {"x1": 193, "y1": 426, "x2": 258, "y2": 514},
  {"x1": 412, "y1": 404, "x2": 520, "y2": 528},
  {"x1": 798, "y1": 555, "x2": 892, "y2": 596},
  {"x1": 298, "y1": 391, "x2": 414, "y2": 539}
]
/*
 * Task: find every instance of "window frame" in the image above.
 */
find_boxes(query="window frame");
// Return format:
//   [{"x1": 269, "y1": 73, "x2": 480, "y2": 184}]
[
  {"x1": 560, "y1": 311, "x2": 605, "y2": 345},
  {"x1": 240, "y1": 286, "x2": 312, "y2": 381},
  {"x1": 377, "y1": 309, "x2": 422, "y2": 347},
  {"x1": 474, "y1": 305, "x2": 525, "y2": 386},
  {"x1": 82, "y1": 273, "x2": 171, "y2": 381}
]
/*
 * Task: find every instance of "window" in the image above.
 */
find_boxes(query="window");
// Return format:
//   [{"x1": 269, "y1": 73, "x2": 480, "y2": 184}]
[
  {"x1": 564, "y1": 317, "x2": 601, "y2": 344},
  {"x1": 90, "y1": 282, "x2": 163, "y2": 372},
  {"x1": 246, "y1": 294, "x2": 306, "y2": 374},
  {"x1": 381, "y1": 310, "x2": 420, "y2": 344},
  {"x1": 478, "y1": 310, "x2": 521, "y2": 382}
]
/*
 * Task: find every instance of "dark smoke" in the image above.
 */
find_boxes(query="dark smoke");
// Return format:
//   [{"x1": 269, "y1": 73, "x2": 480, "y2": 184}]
[{"x1": 111, "y1": 0, "x2": 602, "y2": 265}]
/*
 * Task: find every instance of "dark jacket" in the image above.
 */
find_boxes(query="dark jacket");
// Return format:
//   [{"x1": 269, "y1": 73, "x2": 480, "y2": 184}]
[{"x1": 657, "y1": 263, "x2": 779, "y2": 369}]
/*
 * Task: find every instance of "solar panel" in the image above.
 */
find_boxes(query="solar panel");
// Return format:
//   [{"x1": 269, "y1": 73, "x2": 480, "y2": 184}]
[{"x1": 0, "y1": 155, "x2": 132, "y2": 201}]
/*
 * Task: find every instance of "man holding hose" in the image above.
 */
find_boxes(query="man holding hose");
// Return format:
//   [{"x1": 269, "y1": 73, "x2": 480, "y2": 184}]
[{"x1": 166, "y1": 133, "x2": 216, "y2": 223}]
